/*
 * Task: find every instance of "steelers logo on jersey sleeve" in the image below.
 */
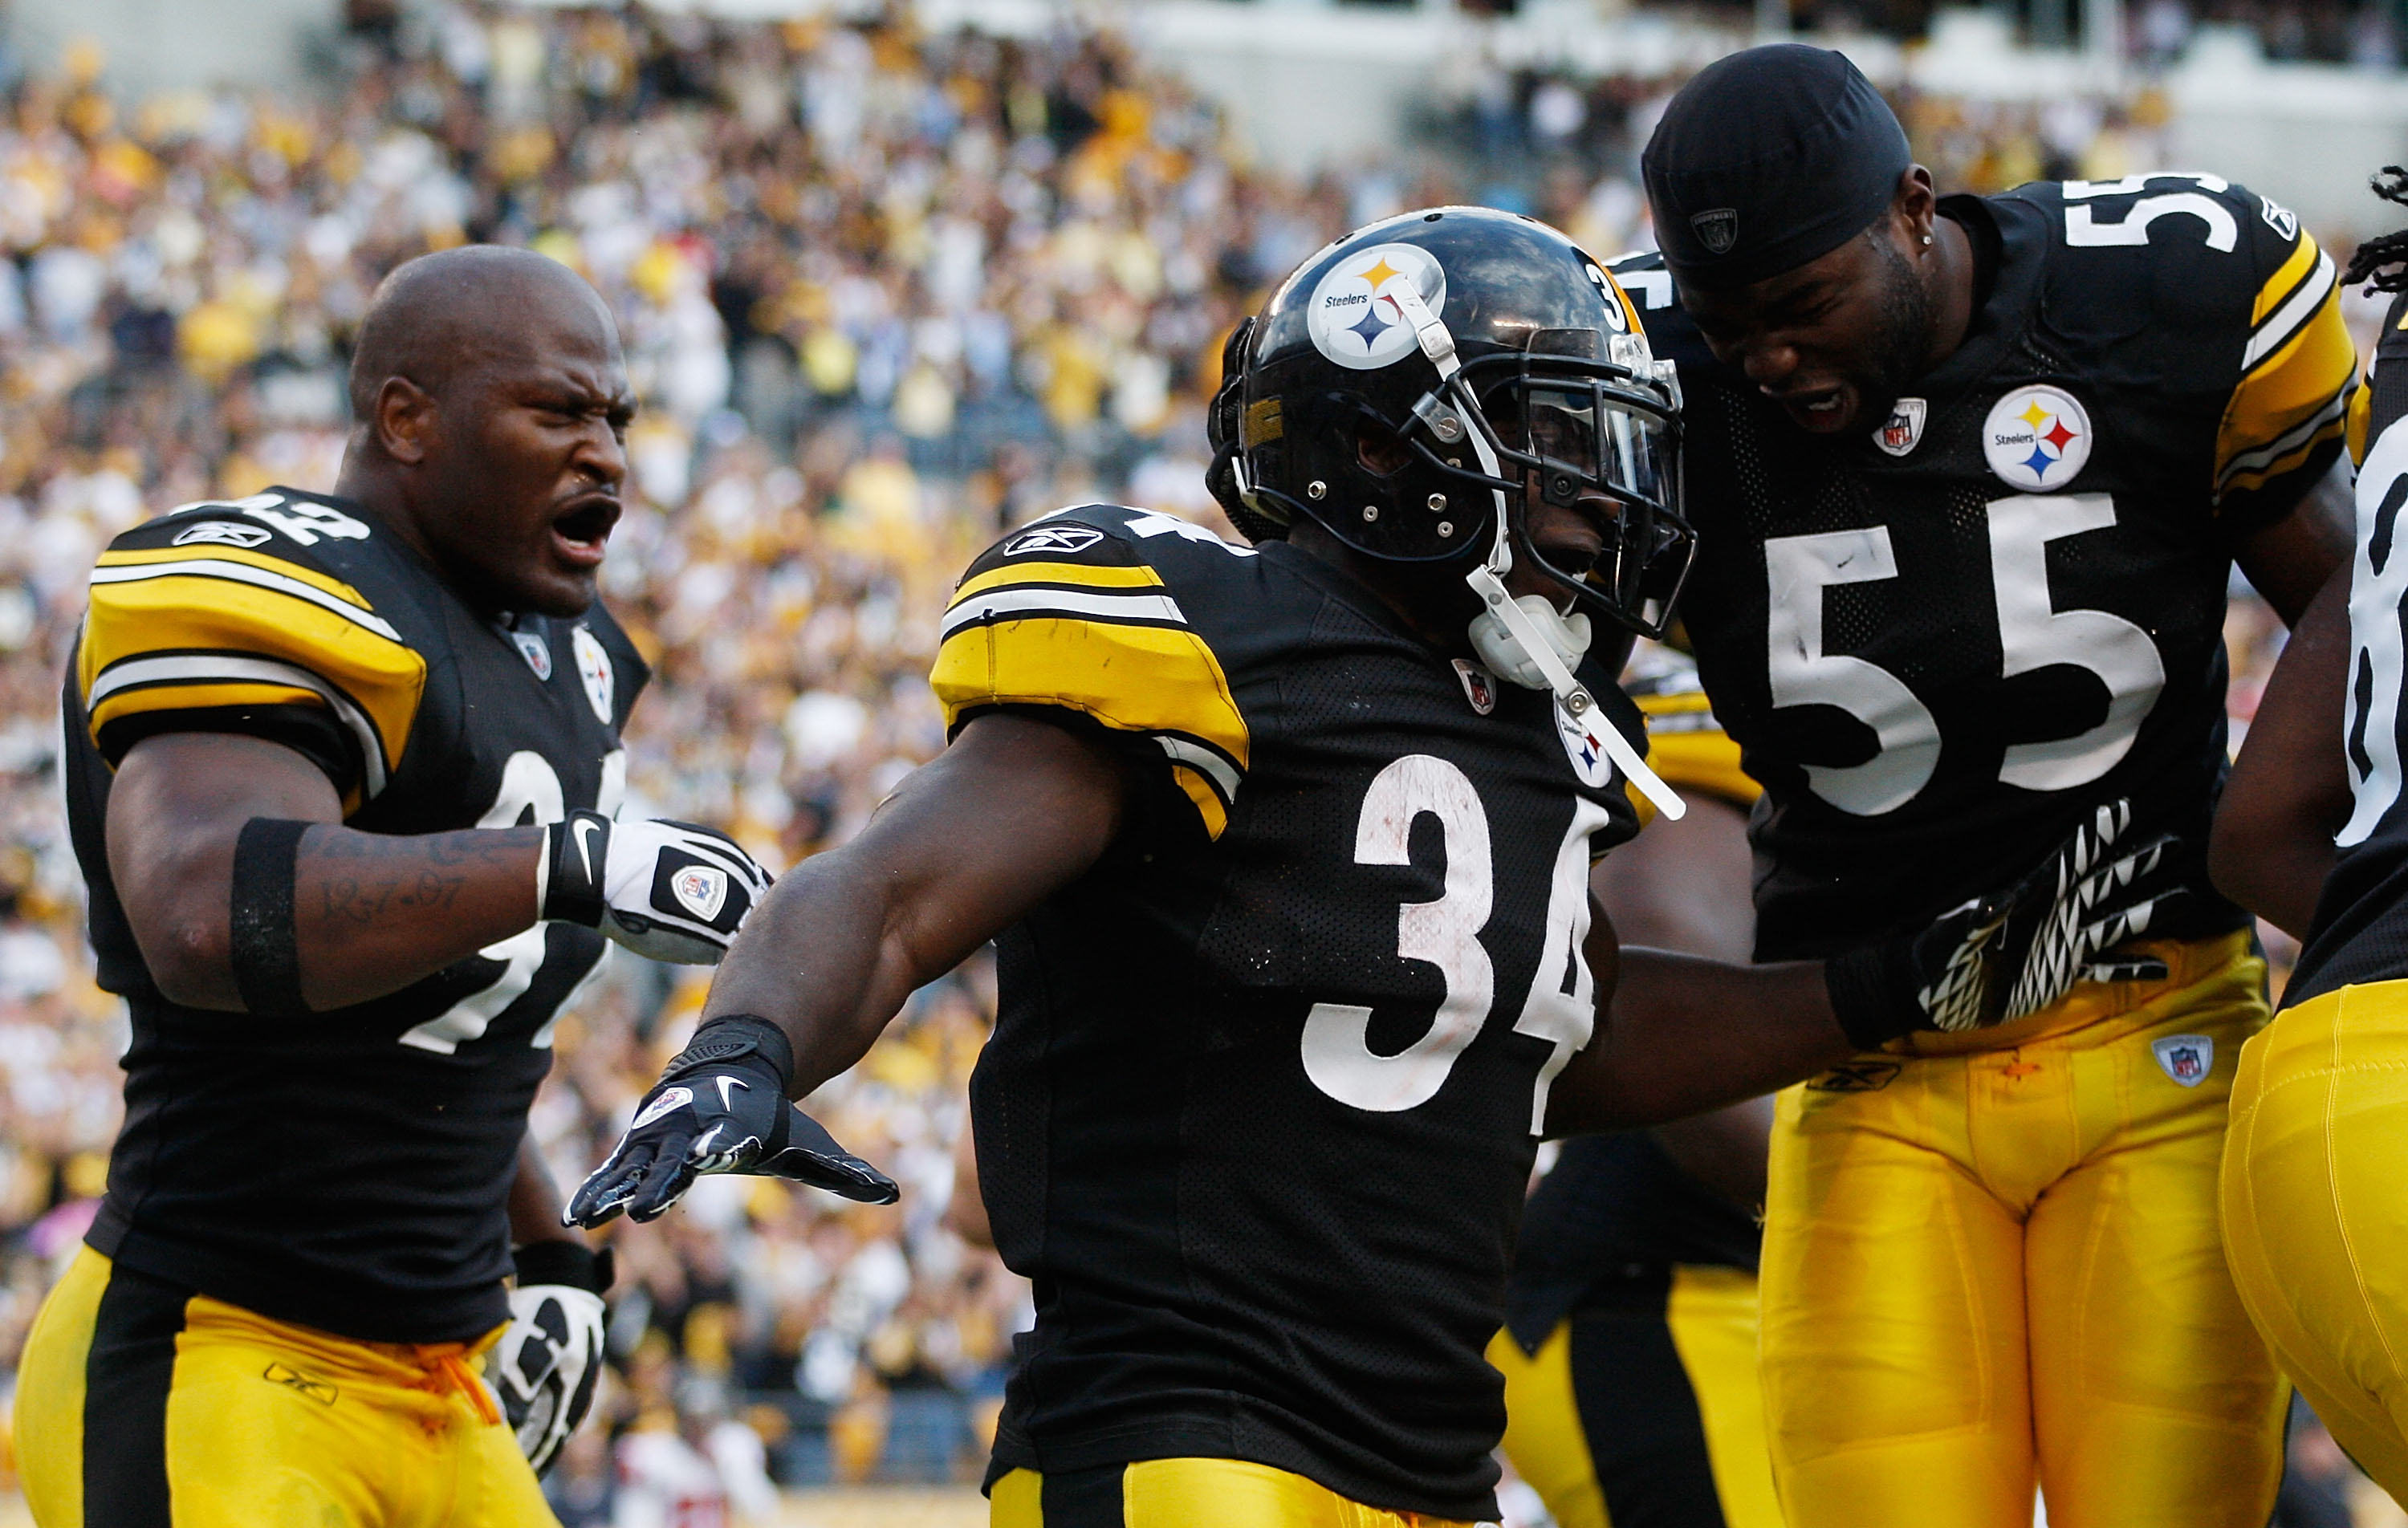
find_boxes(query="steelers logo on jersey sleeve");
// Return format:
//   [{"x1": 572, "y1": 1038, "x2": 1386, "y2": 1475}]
[
  {"x1": 1983, "y1": 385, "x2": 2094, "y2": 491},
  {"x1": 1306, "y1": 244, "x2": 1449, "y2": 372}
]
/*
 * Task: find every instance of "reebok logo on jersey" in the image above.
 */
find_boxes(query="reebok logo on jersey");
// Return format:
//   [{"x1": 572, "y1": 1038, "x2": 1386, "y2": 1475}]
[
  {"x1": 1003, "y1": 525, "x2": 1105, "y2": 557},
  {"x1": 1809, "y1": 1059, "x2": 1902, "y2": 1092},
  {"x1": 671, "y1": 864, "x2": 729, "y2": 922},
  {"x1": 632, "y1": 1086, "x2": 693, "y2": 1128},
  {"x1": 1983, "y1": 386, "x2": 2093, "y2": 490},
  {"x1": 171, "y1": 520, "x2": 272, "y2": 549},
  {"x1": 262, "y1": 1362, "x2": 339, "y2": 1405},
  {"x1": 2152, "y1": 1034, "x2": 2213, "y2": 1087}
]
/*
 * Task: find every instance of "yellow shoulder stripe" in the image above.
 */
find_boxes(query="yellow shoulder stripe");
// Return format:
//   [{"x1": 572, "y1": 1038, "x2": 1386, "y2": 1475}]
[
  {"x1": 931, "y1": 611, "x2": 1249, "y2": 839},
  {"x1": 952, "y1": 559, "x2": 1163, "y2": 603},
  {"x1": 1648, "y1": 728, "x2": 1760, "y2": 808},
  {"x1": 2217, "y1": 277, "x2": 2356, "y2": 498},
  {"x1": 2352, "y1": 370, "x2": 2375, "y2": 466},
  {"x1": 96, "y1": 545, "x2": 375, "y2": 612},
  {"x1": 2251, "y1": 232, "x2": 2320, "y2": 327},
  {"x1": 79, "y1": 573, "x2": 425, "y2": 795}
]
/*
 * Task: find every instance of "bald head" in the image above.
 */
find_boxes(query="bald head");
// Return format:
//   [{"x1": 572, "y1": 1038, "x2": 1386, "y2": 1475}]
[
  {"x1": 336, "y1": 243, "x2": 633, "y2": 619},
  {"x1": 348, "y1": 245, "x2": 616, "y2": 421}
]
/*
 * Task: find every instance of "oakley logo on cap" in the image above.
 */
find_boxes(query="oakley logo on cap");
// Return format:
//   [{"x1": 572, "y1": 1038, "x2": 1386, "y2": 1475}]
[{"x1": 1690, "y1": 208, "x2": 1739, "y2": 255}]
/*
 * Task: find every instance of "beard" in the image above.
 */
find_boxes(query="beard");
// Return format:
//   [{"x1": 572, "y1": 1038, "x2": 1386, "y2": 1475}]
[{"x1": 1849, "y1": 231, "x2": 1937, "y2": 430}]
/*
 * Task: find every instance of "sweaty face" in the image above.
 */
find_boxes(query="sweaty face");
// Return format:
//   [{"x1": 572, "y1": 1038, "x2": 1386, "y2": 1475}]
[
  {"x1": 417, "y1": 291, "x2": 633, "y2": 618},
  {"x1": 1679, "y1": 223, "x2": 1934, "y2": 437}
]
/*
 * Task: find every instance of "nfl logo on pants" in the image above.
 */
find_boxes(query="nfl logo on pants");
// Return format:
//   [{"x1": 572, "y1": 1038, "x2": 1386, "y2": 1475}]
[{"x1": 2151, "y1": 1034, "x2": 2213, "y2": 1087}]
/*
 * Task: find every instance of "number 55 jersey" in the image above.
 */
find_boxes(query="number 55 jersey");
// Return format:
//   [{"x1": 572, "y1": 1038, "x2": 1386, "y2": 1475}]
[
  {"x1": 1613, "y1": 174, "x2": 2355, "y2": 960},
  {"x1": 62, "y1": 487, "x2": 648, "y2": 1344},
  {"x1": 932, "y1": 504, "x2": 1645, "y2": 1522}
]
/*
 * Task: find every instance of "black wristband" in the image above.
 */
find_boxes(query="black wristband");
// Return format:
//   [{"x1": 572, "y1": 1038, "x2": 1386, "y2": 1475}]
[
  {"x1": 230, "y1": 818, "x2": 311, "y2": 1018},
  {"x1": 1824, "y1": 941, "x2": 1928, "y2": 1050},
  {"x1": 543, "y1": 810, "x2": 609, "y2": 927},
  {"x1": 513, "y1": 1239, "x2": 615, "y2": 1296},
  {"x1": 664, "y1": 1013, "x2": 795, "y2": 1093}
]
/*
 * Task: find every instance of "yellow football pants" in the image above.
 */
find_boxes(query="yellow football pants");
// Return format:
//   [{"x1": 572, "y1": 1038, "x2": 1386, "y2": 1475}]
[
  {"x1": 1490, "y1": 1266, "x2": 1780, "y2": 1528},
  {"x1": 1762, "y1": 933, "x2": 2285, "y2": 1528},
  {"x1": 990, "y1": 1458, "x2": 1479, "y2": 1527},
  {"x1": 16, "y1": 1246, "x2": 554, "y2": 1528},
  {"x1": 2223, "y1": 977, "x2": 2408, "y2": 1502}
]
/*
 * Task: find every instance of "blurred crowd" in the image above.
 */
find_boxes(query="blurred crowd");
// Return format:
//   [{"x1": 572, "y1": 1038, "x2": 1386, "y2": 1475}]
[{"x1": 0, "y1": 0, "x2": 2383, "y2": 1514}]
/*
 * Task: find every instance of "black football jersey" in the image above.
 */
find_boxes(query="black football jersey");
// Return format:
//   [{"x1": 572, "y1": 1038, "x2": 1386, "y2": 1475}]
[
  {"x1": 2289, "y1": 291, "x2": 2408, "y2": 1002},
  {"x1": 1614, "y1": 176, "x2": 2356, "y2": 961},
  {"x1": 1506, "y1": 651, "x2": 1761, "y2": 1354},
  {"x1": 933, "y1": 503, "x2": 1645, "y2": 1520},
  {"x1": 63, "y1": 486, "x2": 649, "y2": 1343}
]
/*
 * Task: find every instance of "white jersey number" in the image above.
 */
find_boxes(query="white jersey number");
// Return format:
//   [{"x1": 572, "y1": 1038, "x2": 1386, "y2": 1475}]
[
  {"x1": 1300, "y1": 756, "x2": 1601, "y2": 1134},
  {"x1": 1763, "y1": 494, "x2": 2166, "y2": 815},
  {"x1": 397, "y1": 749, "x2": 624, "y2": 1053},
  {"x1": 2341, "y1": 424, "x2": 2408, "y2": 846}
]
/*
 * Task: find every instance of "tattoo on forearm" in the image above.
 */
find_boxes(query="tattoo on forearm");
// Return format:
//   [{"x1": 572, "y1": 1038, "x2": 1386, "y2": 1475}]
[{"x1": 319, "y1": 872, "x2": 469, "y2": 923}]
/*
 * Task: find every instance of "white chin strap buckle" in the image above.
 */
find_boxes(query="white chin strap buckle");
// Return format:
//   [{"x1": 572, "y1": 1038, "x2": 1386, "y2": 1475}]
[{"x1": 1464, "y1": 559, "x2": 1685, "y2": 821}]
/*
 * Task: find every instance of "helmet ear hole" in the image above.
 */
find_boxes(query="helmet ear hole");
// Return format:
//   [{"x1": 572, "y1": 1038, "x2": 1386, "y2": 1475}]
[{"x1": 1352, "y1": 417, "x2": 1413, "y2": 478}]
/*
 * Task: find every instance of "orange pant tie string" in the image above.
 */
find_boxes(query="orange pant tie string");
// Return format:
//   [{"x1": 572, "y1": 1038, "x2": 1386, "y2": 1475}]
[{"x1": 437, "y1": 1351, "x2": 502, "y2": 1426}]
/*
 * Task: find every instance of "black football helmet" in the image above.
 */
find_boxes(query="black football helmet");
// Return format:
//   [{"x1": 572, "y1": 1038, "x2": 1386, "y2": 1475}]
[{"x1": 1207, "y1": 206, "x2": 1694, "y2": 639}]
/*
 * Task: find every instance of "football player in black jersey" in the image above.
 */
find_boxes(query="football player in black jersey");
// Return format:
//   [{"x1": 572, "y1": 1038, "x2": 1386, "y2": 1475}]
[
  {"x1": 566, "y1": 209, "x2": 2174, "y2": 1528},
  {"x1": 2211, "y1": 169, "x2": 2408, "y2": 1505},
  {"x1": 14, "y1": 246, "x2": 774, "y2": 1528},
  {"x1": 1491, "y1": 647, "x2": 1779, "y2": 1528},
  {"x1": 1627, "y1": 43, "x2": 2358, "y2": 1528}
]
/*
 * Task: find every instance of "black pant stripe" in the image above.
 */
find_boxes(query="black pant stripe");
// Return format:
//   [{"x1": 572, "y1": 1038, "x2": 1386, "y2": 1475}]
[
  {"x1": 83, "y1": 1262, "x2": 192, "y2": 1528},
  {"x1": 1568, "y1": 1298, "x2": 1730, "y2": 1528},
  {"x1": 1039, "y1": 1461, "x2": 1129, "y2": 1526}
]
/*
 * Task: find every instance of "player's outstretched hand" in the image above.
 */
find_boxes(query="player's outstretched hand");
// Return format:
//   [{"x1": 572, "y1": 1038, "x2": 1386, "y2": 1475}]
[
  {"x1": 564, "y1": 1016, "x2": 898, "y2": 1229},
  {"x1": 1830, "y1": 800, "x2": 2185, "y2": 1042},
  {"x1": 490, "y1": 1242, "x2": 612, "y2": 1477},
  {"x1": 542, "y1": 811, "x2": 771, "y2": 965}
]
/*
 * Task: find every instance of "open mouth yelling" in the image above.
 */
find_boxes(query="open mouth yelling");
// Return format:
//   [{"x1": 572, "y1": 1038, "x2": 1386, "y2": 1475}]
[
  {"x1": 551, "y1": 495, "x2": 620, "y2": 568},
  {"x1": 1772, "y1": 384, "x2": 1853, "y2": 433}
]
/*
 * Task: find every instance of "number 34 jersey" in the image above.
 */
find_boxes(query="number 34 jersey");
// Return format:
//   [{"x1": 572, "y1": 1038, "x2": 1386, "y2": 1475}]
[
  {"x1": 62, "y1": 487, "x2": 649, "y2": 1344},
  {"x1": 1615, "y1": 175, "x2": 2355, "y2": 960},
  {"x1": 931, "y1": 504, "x2": 1645, "y2": 1522}
]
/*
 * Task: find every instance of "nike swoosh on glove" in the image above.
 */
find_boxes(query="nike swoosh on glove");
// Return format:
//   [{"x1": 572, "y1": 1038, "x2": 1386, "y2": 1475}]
[
  {"x1": 542, "y1": 811, "x2": 771, "y2": 965},
  {"x1": 490, "y1": 1242, "x2": 612, "y2": 1477},
  {"x1": 1828, "y1": 799, "x2": 2186, "y2": 1046},
  {"x1": 564, "y1": 1015, "x2": 898, "y2": 1229}
]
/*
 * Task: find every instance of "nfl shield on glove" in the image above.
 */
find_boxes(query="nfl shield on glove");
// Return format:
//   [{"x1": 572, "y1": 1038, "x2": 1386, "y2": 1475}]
[
  {"x1": 490, "y1": 1241, "x2": 612, "y2": 1477},
  {"x1": 565, "y1": 1014, "x2": 899, "y2": 1229},
  {"x1": 541, "y1": 810, "x2": 771, "y2": 964}
]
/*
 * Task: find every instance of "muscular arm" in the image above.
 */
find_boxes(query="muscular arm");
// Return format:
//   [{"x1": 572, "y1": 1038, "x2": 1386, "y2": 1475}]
[
  {"x1": 1591, "y1": 793, "x2": 1771, "y2": 1209},
  {"x1": 1547, "y1": 921, "x2": 1853, "y2": 1134},
  {"x1": 108, "y1": 732, "x2": 543, "y2": 1012},
  {"x1": 702, "y1": 713, "x2": 1128, "y2": 1099},
  {"x1": 2212, "y1": 568, "x2": 2354, "y2": 937},
  {"x1": 2235, "y1": 457, "x2": 2353, "y2": 625}
]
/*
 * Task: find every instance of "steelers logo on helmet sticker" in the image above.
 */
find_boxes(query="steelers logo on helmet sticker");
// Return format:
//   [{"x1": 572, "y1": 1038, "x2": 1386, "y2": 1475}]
[
  {"x1": 1305, "y1": 243, "x2": 1449, "y2": 372},
  {"x1": 1982, "y1": 385, "x2": 2093, "y2": 492}
]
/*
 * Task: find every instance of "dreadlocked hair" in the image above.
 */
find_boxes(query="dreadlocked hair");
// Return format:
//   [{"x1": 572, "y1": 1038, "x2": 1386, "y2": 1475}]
[{"x1": 2345, "y1": 167, "x2": 2408, "y2": 292}]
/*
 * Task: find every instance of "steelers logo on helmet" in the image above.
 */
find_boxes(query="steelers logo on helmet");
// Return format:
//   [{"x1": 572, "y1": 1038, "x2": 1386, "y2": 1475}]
[
  {"x1": 1983, "y1": 385, "x2": 2093, "y2": 492},
  {"x1": 1304, "y1": 243, "x2": 1449, "y2": 372}
]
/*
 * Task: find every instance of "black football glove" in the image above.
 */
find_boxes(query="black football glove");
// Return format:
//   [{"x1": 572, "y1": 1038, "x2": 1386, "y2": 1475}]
[
  {"x1": 564, "y1": 1015, "x2": 898, "y2": 1228},
  {"x1": 490, "y1": 1241, "x2": 612, "y2": 1477},
  {"x1": 542, "y1": 810, "x2": 771, "y2": 965},
  {"x1": 1828, "y1": 800, "x2": 2186, "y2": 1046}
]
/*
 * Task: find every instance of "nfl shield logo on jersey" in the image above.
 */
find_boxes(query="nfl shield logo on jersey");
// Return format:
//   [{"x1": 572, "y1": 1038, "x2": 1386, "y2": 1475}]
[
  {"x1": 512, "y1": 629, "x2": 552, "y2": 681},
  {"x1": 2151, "y1": 1034, "x2": 2213, "y2": 1087},
  {"x1": 1873, "y1": 398, "x2": 1926, "y2": 457},
  {"x1": 1452, "y1": 659, "x2": 1497, "y2": 716}
]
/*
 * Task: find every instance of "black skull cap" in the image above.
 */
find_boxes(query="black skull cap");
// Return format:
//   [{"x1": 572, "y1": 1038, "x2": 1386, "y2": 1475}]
[{"x1": 1641, "y1": 44, "x2": 1911, "y2": 286}]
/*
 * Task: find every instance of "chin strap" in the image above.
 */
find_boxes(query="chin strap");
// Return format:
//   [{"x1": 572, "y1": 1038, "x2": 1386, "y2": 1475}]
[{"x1": 1390, "y1": 282, "x2": 1685, "y2": 822}]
